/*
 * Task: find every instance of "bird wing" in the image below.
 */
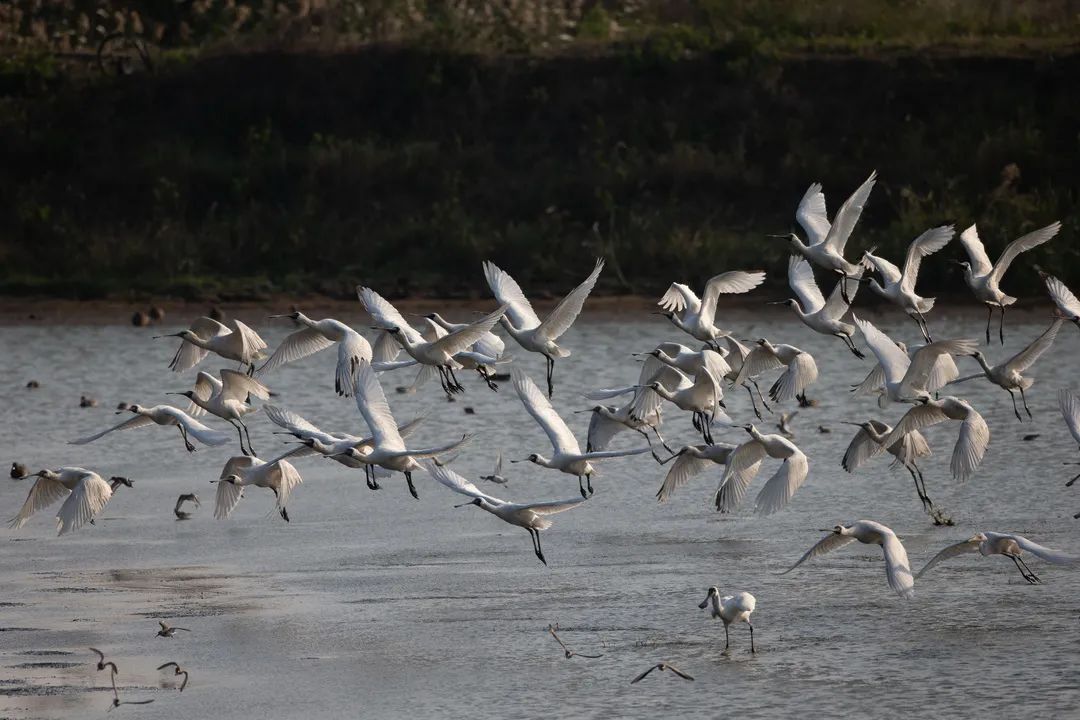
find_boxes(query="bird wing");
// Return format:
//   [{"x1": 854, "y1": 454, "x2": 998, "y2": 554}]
[
  {"x1": 630, "y1": 665, "x2": 660, "y2": 684},
  {"x1": 219, "y1": 369, "x2": 270, "y2": 402},
  {"x1": 701, "y1": 349, "x2": 732, "y2": 384},
  {"x1": 357, "y1": 287, "x2": 424, "y2": 345},
  {"x1": 393, "y1": 434, "x2": 472, "y2": 460},
  {"x1": 473, "y1": 330, "x2": 505, "y2": 359},
  {"x1": 483, "y1": 261, "x2": 542, "y2": 330},
  {"x1": 989, "y1": 532, "x2": 1079, "y2": 565},
  {"x1": 9, "y1": 475, "x2": 69, "y2": 529},
  {"x1": 537, "y1": 259, "x2": 604, "y2": 341},
  {"x1": 851, "y1": 363, "x2": 886, "y2": 396},
  {"x1": 228, "y1": 319, "x2": 267, "y2": 356},
  {"x1": 419, "y1": 318, "x2": 446, "y2": 343},
  {"x1": 396, "y1": 413, "x2": 427, "y2": 441},
  {"x1": 262, "y1": 404, "x2": 338, "y2": 444},
  {"x1": 822, "y1": 171, "x2": 876, "y2": 255},
  {"x1": 881, "y1": 531, "x2": 916, "y2": 598},
  {"x1": 854, "y1": 316, "x2": 910, "y2": 386},
  {"x1": 352, "y1": 361, "x2": 406, "y2": 451},
  {"x1": 862, "y1": 251, "x2": 901, "y2": 285},
  {"x1": 69, "y1": 414, "x2": 155, "y2": 445},
  {"x1": 657, "y1": 283, "x2": 701, "y2": 314},
  {"x1": 770, "y1": 351, "x2": 818, "y2": 403},
  {"x1": 424, "y1": 460, "x2": 503, "y2": 504},
  {"x1": 213, "y1": 478, "x2": 245, "y2": 519},
  {"x1": 257, "y1": 326, "x2": 335, "y2": 376},
  {"x1": 335, "y1": 331, "x2": 373, "y2": 397},
  {"x1": 822, "y1": 269, "x2": 863, "y2": 319},
  {"x1": 170, "y1": 317, "x2": 230, "y2": 372},
  {"x1": 780, "y1": 532, "x2": 856, "y2": 574},
  {"x1": 1045, "y1": 274, "x2": 1080, "y2": 318},
  {"x1": 218, "y1": 455, "x2": 260, "y2": 480},
  {"x1": 1060, "y1": 389, "x2": 1080, "y2": 445},
  {"x1": 527, "y1": 497, "x2": 587, "y2": 515},
  {"x1": 493, "y1": 452, "x2": 503, "y2": 476},
  {"x1": 157, "y1": 662, "x2": 180, "y2": 671},
  {"x1": 585, "y1": 411, "x2": 624, "y2": 453},
  {"x1": 898, "y1": 429, "x2": 932, "y2": 462},
  {"x1": 186, "y1": 371, "x2": 218, "y2": 416},
  {"x1": 656, "y1": 453, "x2": 715, "y2": 503},
  {"x1": 754, "y1": 450, "x2": 808, "y2": 517},
  {"x1": 512, "y1": 369, "x2": 581, "y2": 455},
  {"x1": 663, "y1": 664, "x2": 695, "y2": 682},
  {"x1": 900, "y1": 225, "x2": 954, "y2": 292},
  {"x1": 916, "y1": 538, "x2": 981, "y2": 578},
  {"x1": 841, "y1": 426, "x2": 887, "y2": 472},
  {"x1": 371, "y1": 330, "x2": 402, "y2": 363},
  {"x1": 989, "y1": 221, "x2": 1061, "y2": 285},
  {"x1": 699, "y1": 270, "x2": 766, "y2": 322},
  {"x1": 1005, "y1": 318, "x2": 1062, "y2": 373},
  {"x1": 787, "y1": 256, "x2": 825, "y2": 313},
  {"x1": 734, "y1": 347, "x2": 784, "y2": 387},
  {"x1": 882, "y1": 403, "x2": 950, "y2": 449},
  {"x1": 925, "y1": 353, "x2": 959, "y2": 392},
  {"x1": 950, "y1": 407, "x2": 989, "y2": 482},
  {"x1": 432, "y1": 305, "x2": 508, "y2": 357},
  {"x1": 169, "y1": 409, "x2": 232, "y2": 447},
  {"x1": 714, "y1": 440, "x2": 767, "y2": 512},
  {"x1": 904, "y1": 338, "x2": 979, "y2": 394},
  {"x1": 958, "y1": 225, "x2": 994, "y2": 276},
  {"x1": 55, "y1": 472, "x2": 112, "y2": 535},
  {"x1": 580, "y1": 447, "x2": 652, "y2": 461},
  {"x1": 267, "y1": 460, "x2": 303, "y2": 509},
  {"x1": 795, "y1": 182, "x2": 830, "y2": 246}
]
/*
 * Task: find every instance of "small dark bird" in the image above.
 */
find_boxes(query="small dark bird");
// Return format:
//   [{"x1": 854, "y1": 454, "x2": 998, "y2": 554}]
[
  {"x1": 817, "y1": 425, "x2": 831, "y2": 434},
  {"x1": 798, "y1": 396, "x2": 819, "y2": 408},
  {"x1": 11, "y1": 462, "x2": 27, "y2": 479},
  {"x1": 464, "y1": 407, "x2": 476, "y2": 415},
  {"x1": 80, "y1": 395, "x2": 98, "y2": 408},
  {"x1": 149, "y1": 306, "x2": 165, "y2": 322},
  {"x1": 630, "y1": 662, "x2": 695, "y2": 684},
  {"x1": 1023, "y1": 434, "x2": 1040, "y2": 441},
  {"x1": 156, "y1": 661, "x2": 189, "y2": 692},
  {"x1": 548, "y1": 624, "x2": 603, "y2": 659},
  {"x1": 116, "y1": 402, "x2": 129, "y2": 411},
  {"x1": 26, "y1": 380, "x2": 40, "y2": 389},
  {"x1": 131, "y1": 311, "x2": 150, "y2": 327},
  {"x1": 90, "y1": 647, "x2": 118, "y2": 676},
  {"x1": 174, "y1": 493, "x2": 200, "y2": 520},
  {"x1": 156, "y1": 620, "x2": 191, "y2": 638}
]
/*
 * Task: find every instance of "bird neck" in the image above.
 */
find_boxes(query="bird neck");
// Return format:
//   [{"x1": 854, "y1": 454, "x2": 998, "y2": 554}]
[
  {"x1": 867, "y1": 279, "x2": 887, "y2": 296},
  {"x1": 972, "y1": 354, "x2": 993, "y2": 373},
  {"x1": 532, "y1": 455, "x2": 554, "y2": 469},
  {"x1": 296, "y1": 312, "x2": 316, "y2": 328},
  {"x1": 499, "y1": 316, "x2": 524, "y2": 339},
  {"x1": 183, "y1": 334, "x2": 212, "y2": 350}
]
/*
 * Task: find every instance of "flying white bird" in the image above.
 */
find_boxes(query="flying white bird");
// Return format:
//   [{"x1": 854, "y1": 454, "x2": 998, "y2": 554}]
[
  {"x1": 425, "y1": 460, "x2": 584, "y2": 565},
  {"x1": 955, "y1": 221, "x2": 1061, "y2": 344},
  {"x1": 773, "y1": 171, "x2": 877, "y2": 302},
  {"x1": 698, "y1": 586, "x2": 757, "y2": 652},
  {"x1": 882, "y1": 396, "x2": 989, "y2": 482},
  {"x1": 861, "y1": 225, "x2": 955, "y2": 342},
  {"x1": 511, "y1": 369, "x2": 650, "y2": 498},
  {"x1": 70, "y1": 404, "x2": 231, "y2": 452},
  {"x1": 1039, "y1": 269, "x2": 1080, "y2": 330},
  {"x1": 359, "y1": 287, "x2": 507, "y2": 397},
  {"x1": 917, "y1": 532, "x2": 1077, "y2": 584},
  {"x1": 634, "y1": 342, "x2": 729, "y2": 377},
  {"x1": 9, "y1": 467, "x2": 122, "y2": 535},
  {"x1": 656, "y1": 270, "x2": 767, "y2": 348},
  {"x1": 839, "y1": 419, "x2": 940, "y2": 521},
  {"x1": 423, "y1": 311, "x2": 506, "y2": 361},
  {"x1": 398, "y1": 317, "x2": 508, "y2": 392},
  {"x1": 632, "y1": 362, "x2": 727, "y2": 445},
  {"x1": 257, "y1": 311, "x2": 373, "y2": 396},
  {"x1": 782, "y1": 520, "x2": 914, "y2": 599},
  {"x1": 851, "y1": 339, "x2": 959, "y2": 406},
  {"x1": 578, "y1": 403, "x2": 668, "y2": 463},
  {"x1": 262, "y1": 403, "x2": 424, "y2": 489},
  {"x1": 169, "y1": 369, "x2": 270, "y2": 455},
  {"x1": 1059, "y1": 389, "x2": 1080, "y2": 488},
  {"x1": 715, "y1": 335, "x2": 773, "y2": 419},
  {"x1": 155, "y1": 316, "x2": 267, "y2": 375},
  {"x1": 733, "y1": 338, "x2": 819, "y2": 405},
  {"x1": 335, "y1": 360, "x2": 472, "y2": 498},
  {"x1": 479, "y1": 453, "x2": 508, "y2": 484},
  {"x1": 776, "y1": 256, "x2": 864, "y2": 358},
  {"x1": 583, "y1": 355, "x2": 684, "y2": 456},
  {"x1": 483, "y1": 258, "x2": 604, "y2": 397},
  {"x1": 953, "y1": 318, "x2": 1063, "y2": 420},
  {"x1": 855, "y1": 316, "x2": 977, "y2": 404},
  {"x1": 715, "y1": 424, "x2": 809, "y2": 516},
  {"x1": 654, "y1": 443, "x2": 735, "y2": 503},
  {"x1": 212, "y1": 449, "x2": 306, "y2": 522}
]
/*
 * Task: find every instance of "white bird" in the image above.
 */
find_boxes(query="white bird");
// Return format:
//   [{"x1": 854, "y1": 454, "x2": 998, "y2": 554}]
[
  {"x1": 483, "y1": 258, "x2": 604, "y2": 397},
  {"x1": 70, "y1": 404, "x2": 231, "y2": 452},
  {"x1": 634, "y1": 342, "x2": 728, "y2": 377},
  {"x1": 656, "y1": 270, "x2": 767, "y2": 348},
  {"x1": 212, "y1": 449, "x2": 306, "y2": 522},
  {"x1": 772, "y1": 171, "x2": 877, "y2": 301},
  {"x1": 10, "y1": 467, "x2": 120, "y2": 534},
  {"x1": 632, "y1": 362, "x2": 727, "y2": 445},
  {"x1": 956, "y1": 318, "x2": 1063, "y2": 420},
  {"x1": 917, "y1": 532, "x2": 1077, "y2": 584},
  {"x1": 479, "y1": 453, "x2": 508, "y2": 484},
  {"x1": 715, "y1": 335, "x2": 773, "y2": 419},
  {"x1": 510, "y1": 368, "x2": 650, "y2": 498},
  {"x1": 654, "y1": 443, "x2": 735, "y2": 503},
  {"x1": 776, "y1": 255, "x2": 865, "y2": 358},
  {"x1": 336, "y1": 360, "x2": 472, "y2": 499},
  {"x1": 854, "y1": 316, "x2": 977, "y2": 404},
  {"x1": 257, "y1": 311, "x2": 373, "y2": 396},
  {"x1": 399, "y1": 317, "x2": 508, "y2": 392},
  {"x1": 955, "y1": 221, "x2": 1061, "y2": 344},
  {"x1": 155, "y1": 316, "x2": 267, "y2": 375},
  {"x1": 578, "y1": 402, "x2": 668, "y2": 463},
  {"x1": 359, "y1": 286, "x2": 506, "y2": 397},
  {"x1": 1058, "y1": 389, "x2": 1080, "y2": 488},
  {"x1": 851, "y1": 339, "x2": 959, "y2": 406},
  {"x1": 882, "y1": 396, "x2": 989, "y2": 482},
  {"x1": 423, "y1": 311, "x2": 506, "y2": 361},
  {"x1": 1039, "y1": 269, "x2": 1080, "y2": 330},
  {"x1": 861, "y1": 225, "x2": 955, "y2": 342},
  {"x1": 262, "y1": 403, "x2": 424, "y2": 490},
  {"x1": 733, "y1": 338, "x2": 819, "y2": 405},
  {"x1": 169, "y1": 369, "x2": 270, "y2": 455},
  {"x1": 425, "y1": 460, "x2": 584, "y2": 565},
  {"x1": 839, "y1": 419, "x2": 939, "y2": 520},
  {"x1": 714, "y1": 424, "x2": 809, "y2": 516},
  {"x1": 782, "y1": 520, "x2": 915, "y2": 599},
  {"x1": 698, "y1": 586, "x2": 757, "y2": 652}
]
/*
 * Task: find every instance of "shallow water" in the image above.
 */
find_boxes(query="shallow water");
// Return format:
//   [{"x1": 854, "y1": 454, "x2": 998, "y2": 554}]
[{"x1": 1, "y1": 306, "x2": 1078, "y2": 719}]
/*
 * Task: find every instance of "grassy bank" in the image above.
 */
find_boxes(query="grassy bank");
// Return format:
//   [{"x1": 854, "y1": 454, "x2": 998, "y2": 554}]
[{"x1": 0, "y1": 41, "x2": 1077, "y2": 300}]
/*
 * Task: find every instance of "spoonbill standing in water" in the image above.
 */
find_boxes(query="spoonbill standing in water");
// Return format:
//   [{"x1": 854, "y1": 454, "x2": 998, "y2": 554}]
[
  {"x1": 155, "y1": 316, "x2": 267, "y2": 375},
  {"x1": 257, "y1": 310, "x2": 373, "y2": 396},
  {"x1": 782, "y1": 520, "x2": 915, "y2": 599},
  {"x1": 483, "y1": 258, "x2": 605, "y2": 397},
  {"x1": 698, "y1": 586, "x2": 757, "y2": 652}
]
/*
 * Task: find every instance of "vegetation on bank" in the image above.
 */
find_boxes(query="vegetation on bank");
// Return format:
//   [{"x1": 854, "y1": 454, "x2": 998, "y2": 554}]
[{"x1": 0, "y1": 2, "x2": 1077, "y2": 300}]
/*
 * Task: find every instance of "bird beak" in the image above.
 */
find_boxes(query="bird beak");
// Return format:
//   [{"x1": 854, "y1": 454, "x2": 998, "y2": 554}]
[
  {"x1": 268, "y1": 314, "x2": 291, "y2": 319},
  {"x1": 509, "y1": 458, "x2": 526, "y2": 463},
  {"x1": 165, "y1": 392, "x2": 184, "y2": 396},
  {"x1": 151, "y1": 332, "x2": 182, "y2": 339},
  {"x1": 766, "y1": 234, "x2": 791, "y2": 239},
  {"x1": 697, "y1": 598, "x2": 709, "y2": 609},
  {"x1": 453, "y1": 501, "x2": 473, "y2": 508},
  {"x1": 766, "y1": 300, "x2": 788, "y2": 305}
]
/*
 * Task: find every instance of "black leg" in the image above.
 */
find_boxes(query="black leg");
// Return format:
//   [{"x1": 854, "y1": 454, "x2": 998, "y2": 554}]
[
  {"x1": 1008, "y1": 390, "x2": 1022, "y2": 422},
  {"x1": 231, "y1": 420, "x2": 248, "y2": 455},
  {"x1": 724, "y1": 624, "x2": 730, "y2": 650},
  {"x1": 748, "y1": 623, "x2": 755, "y2": 653},
  {"x1": 652, "y1": 426, "x2": 675, "y2": 455},
  {"x1": 1016, "y1": 555, "x2": 1041, "y2": 583},
  {"x1": 578, "y1": 475, "x2": 588, "y2": 499},
  {"x1": 405, "y1": 471, "x2": 419, "y2": 500},
  {"x1": 985, "y1": 305, "x2": 993, "y2": 345},
  {"x1": 546, "y1": 356, "x2": 555, "y2": 398},
  {"x1": 179, "y1": 425, "x2": 195, "y2": 452},
  {"x1": 586, "y1": 473, "x2": 594, "y2": 497},
  {"x1": 1020, "y1": 387, "x2": 1033, "y2": 419},
  {"x1": 533, "y1": 529, "x2": 547, "y2": 565},
  {"x1": 999, "y1": 305, "x2": 1006, "y2": 345},
  {"x1": 239, "y1": 419, "x2": 256, "y2": 456},
  {"x1": 839, "y1": 271, "x2": 853, "y2": 304},
  {"x1": 750, "y1": 379, "x2": 772, "y2": 414},
  {"x1": 745, "y1": 384, "x2": 763, "y2": 420}
]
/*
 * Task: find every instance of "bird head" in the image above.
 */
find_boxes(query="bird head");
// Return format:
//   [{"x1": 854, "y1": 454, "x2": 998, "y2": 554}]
[
  {"x1": 969, "y1": 532, "x2": 988, "y2": 543},
  {"x1": 509, "y1": 453, "x2": 540, "y2": 465},
  {"x1": 454, "y1": 497, "x2": 483, "y2": 509},
  {"x1": 166, "y1": 391, "x2": 195, "y2": 400},
  {"x1": 832, "y1": 524, "x2": 847, "y2": 535},
  {"x1": 109, "y1": 476, "x2": 133, "y2": 488},
  {"x1": 698, "y1": 586, "x2": 719, "y2": 609},
  {"x1": 269, "y1": 311, "x2": 302, "y2": 321},
  {"x1": 950, "y1": 259, "x2": 971, "y2": 272},
  {"x1": 385, "y1": 326, "x2": 402, "y2": 335},
  {"x1": 121, "y1": 404, "x2": 142, "y2": 414},
  {"x1": 223, "y1": 474, "x2": 241, "y2": 485},
  {"x1": 755, "y1": 338, "x2": 769, "y2": 346}
]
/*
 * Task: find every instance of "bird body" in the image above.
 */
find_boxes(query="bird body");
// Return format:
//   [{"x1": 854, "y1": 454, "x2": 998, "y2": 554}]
[
  {"x1": 655, "y1": 443, "x2": 735, "y2": 502},
  {"x1": 715, "y1": 424, "x2": 809, "y2": 516},
  {"x1": 883, "y1": 395, "x2": 989, "y2": 482},
  {"x1": 961, "y1": 319, "x2": 1062, "y2": 420},
  {"x1": 699, "y1": 586, "x2": 756, "y2": 651},
  {"x1": 657, "y1": 271, "x2": 766, "y2": 346},
  {"x1": 839, "y1": 420, "x2": 940, "y2": 520},
  {"x1": 852, "y1": 340, "x2": 959, "y2": 406},
  {"x1": 70, "y1": 403, "x2": 231, "y2": 452},
  {"x1": 213, "y1": 450, "x2": 306, "y2": 522},
  {"x1": 855, "y1": 317, "x2": 977, "y2": 404},
  {"x1": 862, "y1": 225, "x2": 954, "y2": 341},
  {"x1": 780, "y1": 255, "x2": 864, "y2": 357},
  {"x1": 10, "y1": 467, "x2": 119, "y2": 534},
  {"x1": 783, "y1": 520, "x2": 914, "y2": 598},
  {"x1": 479, "y1": 453, "x2": 508, "y2": 484},
  {"x1": 734, "y1": 338, "x2": 819, "y2": 405},
  {"x1": 156, "y1": 316, "x2": 267, "y2": 374},
  {"x1": 172, "y1": 369, "x2": 269, "y2": 455},
  {"x1": 259, "y1": 312, "x2": 373, "y2": 396}
]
